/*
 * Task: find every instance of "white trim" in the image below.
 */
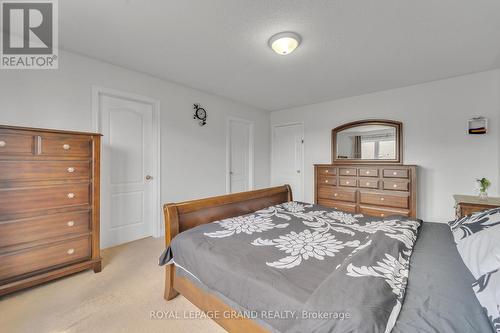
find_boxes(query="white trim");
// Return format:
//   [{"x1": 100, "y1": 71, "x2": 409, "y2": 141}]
[
  {"x1": 226, "y1": 117, "x2": 255, "y2": 194},
  {"x1": 271, "y1": 122, "x2": 305, "y2": 201},
  {"x1": 91, "y1": 86, "x2": 162, "y2": 239}
]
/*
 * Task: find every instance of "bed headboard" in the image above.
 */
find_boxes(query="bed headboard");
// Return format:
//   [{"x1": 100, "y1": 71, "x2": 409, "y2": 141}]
[{"x1": 163, "y1": 185, "x2": 293, "y2": 247}]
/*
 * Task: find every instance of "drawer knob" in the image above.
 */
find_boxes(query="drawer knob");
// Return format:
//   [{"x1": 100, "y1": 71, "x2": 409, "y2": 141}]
[
  {"x1": 67, "y1": 192, "x2": 75, "y2": 199},
  {"x1": 67, "y1": 167, "x2": 75, "y2": 173},
  {"x1": 393, "y1": 184, "x2": 398, "y2": 188},
  {"x1": 334, "y1": 193, "x2": 338, "y2": 197},
  {"x1": 393, "y1": 171, "x2": 397, "y2": 175},
  {"x1": 325, "y1": 170, "x2": 329, "y2": 173},
  {"x1": 366, "y1": 182, "x2": 370, "y2": 186},
  {"x1": 380, "y1": 213, "x2": 385, "y2": 217},
  {"x1": 325, "y1": 180, "x2": 328, "y2": 183},
  {"x1": 0, "y1": 140, "x2": 5, "y2": 147},
  {"x1": 380, "y1": 197, "x2": 385, "y2": 201},
  {"x1": 67, "y1": 221, "x2": 75, "y2": 227},
  {"x1": 63, "y1": 144, "x2": 71, "y2": 150},
  {"x1": 67, "y1": 248, "x2": 75, "y2": 255},
  {"x1": 366, "y1": 171, "x2": 370, "y2": 175},
  {"x1": 346, "y1": 171, "x2": 350, "y2": 174},
  {"x1": 346, "y1": 181, "x2": 350, "y2": 184}
]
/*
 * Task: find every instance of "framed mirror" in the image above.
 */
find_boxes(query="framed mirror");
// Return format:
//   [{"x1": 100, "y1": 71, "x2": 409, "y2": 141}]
[{"x1": 332, "y1": 120, "x2": 402, "y2": 164}]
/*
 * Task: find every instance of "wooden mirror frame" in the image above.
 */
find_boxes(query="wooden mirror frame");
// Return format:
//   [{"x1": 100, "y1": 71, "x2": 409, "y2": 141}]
[{"x1": 332, "y1": 119, "x2": 403, "y2": 164}]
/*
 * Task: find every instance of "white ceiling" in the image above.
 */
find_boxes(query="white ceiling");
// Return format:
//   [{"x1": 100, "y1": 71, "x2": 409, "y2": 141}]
[{"x1": 61, "y1": 0, "x2": 500, "y2": 111}]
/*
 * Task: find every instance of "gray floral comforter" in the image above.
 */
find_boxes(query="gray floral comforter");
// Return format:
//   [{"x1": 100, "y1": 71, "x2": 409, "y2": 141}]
[{"x1": 159, "y1": 202, "x2": 422, "y2": 333}]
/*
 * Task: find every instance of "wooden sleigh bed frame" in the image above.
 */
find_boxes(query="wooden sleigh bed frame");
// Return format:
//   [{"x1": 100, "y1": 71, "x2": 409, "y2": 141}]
[{"x1": 163, "y1": 185, "x2": 293, "y2": 333}]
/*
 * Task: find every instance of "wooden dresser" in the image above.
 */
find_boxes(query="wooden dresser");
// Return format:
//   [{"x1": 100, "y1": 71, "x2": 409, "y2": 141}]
[
  {"x1": 0, "y1": 125, "x2": 101, "y2": 296},
  {"x1": 314, "y1": 164, "x2": 417, "y2": 218},
  {"x1": 454, "y1": 194, "x2": 500, "y2": 219}
]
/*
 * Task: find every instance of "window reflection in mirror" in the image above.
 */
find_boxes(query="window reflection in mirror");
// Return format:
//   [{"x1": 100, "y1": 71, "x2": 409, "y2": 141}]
[{"x1": 336, "y1": 125, "x2": 396, "y2": 160}]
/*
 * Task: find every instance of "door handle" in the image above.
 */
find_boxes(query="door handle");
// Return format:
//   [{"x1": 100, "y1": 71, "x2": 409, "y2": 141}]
[{"x1": 145, "y1": 175, "x2": 153, "y2": 180}]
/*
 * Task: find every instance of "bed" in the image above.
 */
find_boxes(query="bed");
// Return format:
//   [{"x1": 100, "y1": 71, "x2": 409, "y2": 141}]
[{"x1": 160, "y1": 185, "x2": 493, "y2": 333}]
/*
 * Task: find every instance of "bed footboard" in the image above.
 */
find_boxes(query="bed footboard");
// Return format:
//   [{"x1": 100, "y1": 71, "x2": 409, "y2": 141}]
[{"x1": 163, "y1": 185, "x2": 292, "y2": 300}]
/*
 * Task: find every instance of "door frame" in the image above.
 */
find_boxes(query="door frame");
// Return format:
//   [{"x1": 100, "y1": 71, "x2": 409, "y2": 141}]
[
  {"x1": 271, "y1": 122, "x2": 305, "y2": 201},
  {"x1": 91, "y1": 86, "x2": 162, "y2": 239},
  {"x1": 226, "y1": 117, "x2": 255, "y2": 194}
]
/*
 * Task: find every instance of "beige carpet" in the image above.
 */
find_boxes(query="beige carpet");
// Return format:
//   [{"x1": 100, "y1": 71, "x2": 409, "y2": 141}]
[{"x1": 0, "y1": 237, "x2": 225, "y2": 333}]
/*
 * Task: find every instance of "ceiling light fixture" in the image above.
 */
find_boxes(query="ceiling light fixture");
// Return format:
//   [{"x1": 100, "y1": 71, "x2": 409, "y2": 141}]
[{"x1": 268, "y1": 32, "x2": 301, "y2": 55}]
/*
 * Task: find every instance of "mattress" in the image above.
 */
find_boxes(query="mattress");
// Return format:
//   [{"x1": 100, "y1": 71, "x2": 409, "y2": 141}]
[{"x1": 171, "y1": 217, "x2": 492, "y2": 332}]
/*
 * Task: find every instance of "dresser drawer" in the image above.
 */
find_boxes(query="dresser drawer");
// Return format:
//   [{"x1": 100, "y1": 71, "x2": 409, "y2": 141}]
[
  {"x1": 383, "y1": 169, "x2": 409, "y2": 178},
  {"x1": 318, "y1": 199, "x2": 356, "y2": 213},
  {"x1": 358, "y1": 168, "x2": 379, "y2": 177},
  {"x1": 0, "y1": 236, "x2": 90, "y2": 281},
  {"x1": 460, "y1": 205, "x2": 480, "y2": 217},
  {"x1": 359, "y1": 192, "x2": 409, "y2": 209},
  {"x1": 383, "y1": 180, "x2": 409, "y2": 191},
  {"x1": 0, "y1": 160, "x2": 90, "y2": 182},
  {"x1": 0, "y1": 211, "x2": 90, "y2": 248},
  {"x1": 318, "y1": 176, "x2": 336, "y2": 186},
  {"x1": 318, "y1": 167, "x2": 336, "y2": 176},
  {"x1": 0, "y1": 133, "x2": 34, "y2": 155},
  {"x1": 339, "y1": 178, "x2": 357, "y2": 187},
  {"x1": 359, "y1": 206, "x2": 410, "y2": 218},
  {"x1": 39, "y1": 136, "x2": 92, "y2": 157},
  {"x1": 339, "y1": 168, "x2": 357, "y2": 176},
  {"x1": 359, "y1": 179, "x2": 379, "y2": 189},
  {"x1": 0, "y1": 183, "x2": 90, "y2": 215},
  {"x1": 458, "y1": 203, "x2": 497, "y2": 218},
  {"x1": 318, "y1": 186, "x2": 356, "y2": 202}
]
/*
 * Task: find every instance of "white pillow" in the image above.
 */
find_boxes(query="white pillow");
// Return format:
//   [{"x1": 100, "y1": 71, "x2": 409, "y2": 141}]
[
  {"x1": 472, "y1": 269, "x2": 500, "y2": 332},
  {"x1": 457, "y1": 223, "x2": 500, "y2": 279},
  {"x1": 450, "y1": 207, "x2": 500, "y2": 243}
]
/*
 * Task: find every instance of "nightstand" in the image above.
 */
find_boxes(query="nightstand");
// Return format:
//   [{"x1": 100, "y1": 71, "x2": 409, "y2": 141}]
[{"x1": 454, "y1": 194, "x2": 500, "y2": 219}]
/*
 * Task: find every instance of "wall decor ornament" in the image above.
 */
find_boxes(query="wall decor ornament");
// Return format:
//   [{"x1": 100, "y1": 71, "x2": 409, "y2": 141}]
[
  {"x1": 468, "y1": 117, "x2": 487, "y2": 135},
  {"x1": 193, "y1": 104, "x2": 207, "y2": 126}
]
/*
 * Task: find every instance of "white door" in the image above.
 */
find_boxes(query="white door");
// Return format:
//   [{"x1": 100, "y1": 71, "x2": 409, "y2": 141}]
[
  {"x1": 272, "y1": 124, "x2": 304, "y2": 201},
  {"x1": 227, "y1": 119, "x2": 253, "y2": 193},
  {"x1": 99, "y1": 95, "x2": 155, "y2": 248}
]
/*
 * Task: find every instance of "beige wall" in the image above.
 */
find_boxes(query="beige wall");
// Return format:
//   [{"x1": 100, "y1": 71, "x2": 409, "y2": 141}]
[
  {"x1": 271, "y1": 70, "x2": 500, "y2": 222},
  {"x1": 0, "y1": 50, "x2": 272, "y2": 231}
]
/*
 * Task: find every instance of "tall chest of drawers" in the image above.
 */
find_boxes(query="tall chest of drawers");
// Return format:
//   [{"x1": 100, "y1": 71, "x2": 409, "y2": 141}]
[
  {"x1": 314, "y1": 164, "x2": 417, "y2": 218},
  {"x1": 0, "y1": 125, "x2": 101, "y2": 296}
]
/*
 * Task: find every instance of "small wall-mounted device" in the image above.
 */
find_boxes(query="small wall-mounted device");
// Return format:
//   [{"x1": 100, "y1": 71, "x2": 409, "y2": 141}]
[
  {"x1": 468, "y1": 117, "x2": 487, "y2": 135},
  {"x1": 193, "y1": 104, "x2": 207, "y2": 126}
]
